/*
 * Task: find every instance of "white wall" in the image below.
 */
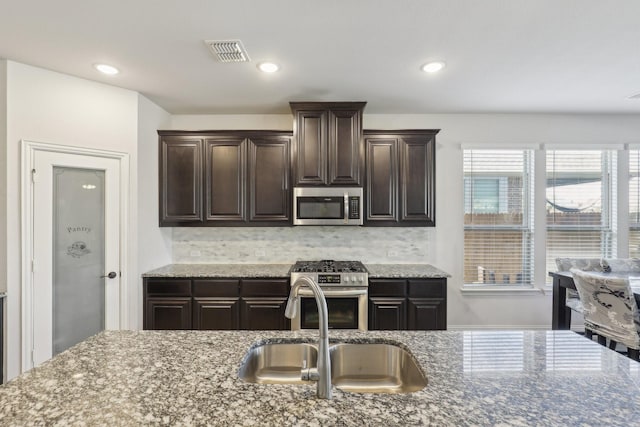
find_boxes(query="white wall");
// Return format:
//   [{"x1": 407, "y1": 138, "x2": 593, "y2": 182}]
[
  {"x1": 136, "y1": 94, "x2": 172, "y2": 329},
  {"x1": 170, "y1": 113, "x2": 640, "y2": 330},
  {"x1": 0, "y1": 59, "x2": 7, "y2": 384},
  {"x1": 4, "y1": 61, "x2": 139, "y2": 380},
  {"x1": 0, "y1": 60, "x2": 7, "y2": 295}
]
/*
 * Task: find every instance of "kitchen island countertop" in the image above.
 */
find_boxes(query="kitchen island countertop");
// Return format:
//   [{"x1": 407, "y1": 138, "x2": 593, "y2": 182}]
[{"x1": 1, "y1": 329, "x2": 639, "y2": 426}]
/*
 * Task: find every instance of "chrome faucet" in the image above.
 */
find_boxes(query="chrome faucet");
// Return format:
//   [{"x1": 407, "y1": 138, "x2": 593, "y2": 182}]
[{"x1": 285, "y1": 276, "x2": 332, "y2": 399}]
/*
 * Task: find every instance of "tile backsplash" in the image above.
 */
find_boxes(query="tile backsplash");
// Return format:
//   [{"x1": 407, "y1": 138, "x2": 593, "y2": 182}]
[{"x1": 172, "y1": 227, "x2": 435, "y2": 264}]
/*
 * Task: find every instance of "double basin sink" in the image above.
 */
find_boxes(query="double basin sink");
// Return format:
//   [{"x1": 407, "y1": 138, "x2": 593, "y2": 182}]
[{"x1": 238, "y1": 340, "x2": 427, "y2": 394}]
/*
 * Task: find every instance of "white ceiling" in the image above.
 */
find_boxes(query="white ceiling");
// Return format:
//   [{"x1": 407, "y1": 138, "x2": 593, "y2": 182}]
[{"x1": 1, "y1": 0, "x2": 639, "y2": 114}]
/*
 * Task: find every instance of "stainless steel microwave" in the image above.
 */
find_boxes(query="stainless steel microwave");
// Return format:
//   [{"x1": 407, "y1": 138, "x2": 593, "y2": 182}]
[{"x1": 293, "y1": 187, "x2": 363, "y2": 225}]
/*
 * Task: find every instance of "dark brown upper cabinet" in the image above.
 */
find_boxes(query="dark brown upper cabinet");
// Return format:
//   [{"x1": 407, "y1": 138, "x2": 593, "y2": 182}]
[
  {"x1": 158, "y1": 130, "x2": 292, "y2": 226},
  {"x1": 159, "y1": 136, "x2": 203, "y2": 225},
  {"x1": 364, "y1": 130, "x2": 439, "y2": 226},
  {"x1": 290, "y1": 102, "x2": 366, "y2": 186},
  {"x1": 205, "y1": 137, "x2": 246, "y2": 222}
]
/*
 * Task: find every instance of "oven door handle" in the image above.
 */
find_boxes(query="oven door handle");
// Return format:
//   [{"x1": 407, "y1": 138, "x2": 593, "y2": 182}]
[{"x1": 297, "y1": 288, "x2": 368, "y2": 297}]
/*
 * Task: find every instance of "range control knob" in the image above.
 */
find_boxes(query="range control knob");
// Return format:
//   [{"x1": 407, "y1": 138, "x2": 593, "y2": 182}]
[{"x1": 343, "y1": 276, "x2": 350, "y2": 282}]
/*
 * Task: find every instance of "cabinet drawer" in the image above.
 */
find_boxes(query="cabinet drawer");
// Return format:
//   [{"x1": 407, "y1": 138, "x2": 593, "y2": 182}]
[
  {"x1": 193, "y1": 279, "x2": 240, "y2": 297},
  {"x1": 408, "y1": 279, "x2": 446, "y2": 297},
  {"x1": 368, "y1": 279, "x2": 406, "y2": 297},
  {"x1": 145, "y1": 279, "x2": 191, "y2": 296},
  {"x1": 241, "y1": 279, "x2": 289, "y2": 296}
]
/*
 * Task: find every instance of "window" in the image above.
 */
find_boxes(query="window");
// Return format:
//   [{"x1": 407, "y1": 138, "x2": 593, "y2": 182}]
[
  {"x1": 545, "y1": 150, "x2": 616, "y2": 282},
  {"x1": 463, "y1": 150, "x2": 534, "y2": 286},
  {"x1": 631, "y1": 150, "x2": 640, "y2": 257}
]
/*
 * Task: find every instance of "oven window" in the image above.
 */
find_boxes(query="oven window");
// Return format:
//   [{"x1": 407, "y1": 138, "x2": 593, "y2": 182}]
[
  {"x1": 297, "y1": 197, "x2": 343, "y2": 219},
  {"x1": 300, "y1": 297, "x2": 359, "y2": 329}
]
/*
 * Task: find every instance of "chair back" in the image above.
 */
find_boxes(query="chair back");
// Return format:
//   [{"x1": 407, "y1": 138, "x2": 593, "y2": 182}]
[
  {"x1": 570, "y1": 268, "x2": 640, "y2": 350},
  {"x1": 601, "y1": 258, "x2": 640, "y2": 273},
  {"x1": 555, "y1": 258, "x2": 602, "y2": 272}
]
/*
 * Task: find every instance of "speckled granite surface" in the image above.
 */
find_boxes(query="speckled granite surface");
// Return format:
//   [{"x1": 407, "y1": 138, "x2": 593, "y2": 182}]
[
  {"x1": 366, "y1": 264, "x2": 450, "y2": 278},
  {"x1": 2, "y1": 330, "x2": 639, "y2": 426},
  {"x1": 143, "y1": 263, "x2": 293, "y2": 278},
  {"x1": 143, "y1": 263, "x2": 450, "y2": 280}
]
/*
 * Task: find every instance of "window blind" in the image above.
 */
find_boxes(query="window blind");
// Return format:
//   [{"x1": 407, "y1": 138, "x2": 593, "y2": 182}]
[
  {"x1": 630, "y1": 150, "x2": 640, "y2": 257},
  {"x1": 463, "y1": 150, "x2": 534, "y2": 286},
  {"x1": 545, "y1": 150, "x2": 616, "y2": 282}
]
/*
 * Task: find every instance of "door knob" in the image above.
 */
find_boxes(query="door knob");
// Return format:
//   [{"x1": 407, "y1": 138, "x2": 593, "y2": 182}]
[{"x1": 101, "y1": 271, "x2": 117, "y2": 279}]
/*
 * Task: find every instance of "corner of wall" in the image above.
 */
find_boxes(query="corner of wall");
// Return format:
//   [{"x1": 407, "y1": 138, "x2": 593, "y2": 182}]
[{"x1": 0, "y1": 59, "x2": 7, "y2": 295}]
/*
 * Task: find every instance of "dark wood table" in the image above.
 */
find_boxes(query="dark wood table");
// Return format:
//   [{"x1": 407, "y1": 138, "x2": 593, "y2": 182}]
[{"x1": 549, "y1": 271, "x2": 640, "y2": 330}]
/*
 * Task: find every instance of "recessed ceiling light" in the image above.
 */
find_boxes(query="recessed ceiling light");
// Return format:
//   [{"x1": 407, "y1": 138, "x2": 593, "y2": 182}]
[
  {"x1": 421, "y1": 61, "x2": 446, "y2": 73},
  {"x1": 94, "y1": 63, "x2": 119, "y2": 75},
  {"x1": 257, "y1": 62, "x2": 279, "y2": 73}
]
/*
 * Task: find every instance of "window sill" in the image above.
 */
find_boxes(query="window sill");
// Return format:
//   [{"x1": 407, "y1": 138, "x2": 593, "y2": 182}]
[{"x1": 461, "y1": 285, "x2": 545, "y2": 296}]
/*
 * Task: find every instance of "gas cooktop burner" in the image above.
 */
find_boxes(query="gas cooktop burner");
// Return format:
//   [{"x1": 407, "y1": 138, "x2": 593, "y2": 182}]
[{"x1": 291, "y1": 260, "x2": 368, "y2": 274}]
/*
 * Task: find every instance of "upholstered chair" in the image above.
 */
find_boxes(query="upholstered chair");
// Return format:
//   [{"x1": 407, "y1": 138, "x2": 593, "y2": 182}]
[
  {"x1": 555, "y1": 258, "x2": 603, "y2": 313},
  {"x1": 570, "y1": 268, "x2": 640, "y2": 360},
  {"x1": 601, "y1": 258, "x2": 640, "y2": 274}
]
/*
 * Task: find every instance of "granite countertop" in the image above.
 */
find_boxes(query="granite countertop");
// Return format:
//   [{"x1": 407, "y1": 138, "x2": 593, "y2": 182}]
[
  {"x1": 2, "y1": 329, "x2": 639, "y2": 426},
  {"x1": 143, "y1": 263, "x2": 450, "y2": 279},
  {"x1": 366, "y1": 264, "x2": 450, "y2": 278},
  {"x1": 143, "y1": 263, "x2": 293, "y2": 278}
]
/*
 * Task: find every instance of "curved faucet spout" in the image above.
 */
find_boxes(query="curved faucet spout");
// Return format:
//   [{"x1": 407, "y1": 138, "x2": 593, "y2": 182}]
[{"x1": 286, "y1": 276, "x2": 332, "y2": 399}]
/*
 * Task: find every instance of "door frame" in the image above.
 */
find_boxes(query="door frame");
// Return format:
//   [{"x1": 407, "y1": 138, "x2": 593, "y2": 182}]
[{"x1": 21, "y1": 140, "x2": 130, "y2": 371}]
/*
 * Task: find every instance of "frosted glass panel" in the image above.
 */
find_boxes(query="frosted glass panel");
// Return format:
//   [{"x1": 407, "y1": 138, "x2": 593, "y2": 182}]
[{"x1": 53, "y1": 167, "x2": 105, "y2": 355}]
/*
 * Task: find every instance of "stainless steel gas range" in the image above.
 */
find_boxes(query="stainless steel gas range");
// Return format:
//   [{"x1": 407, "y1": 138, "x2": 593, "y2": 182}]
[{"x1": 289, "y1": 260, "x2": 368, "y2": 330}]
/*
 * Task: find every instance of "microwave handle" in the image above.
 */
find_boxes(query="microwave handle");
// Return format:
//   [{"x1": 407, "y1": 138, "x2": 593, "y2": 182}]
[{"x1": 344, "y1": 193, "x2": 349, "y2": 224}]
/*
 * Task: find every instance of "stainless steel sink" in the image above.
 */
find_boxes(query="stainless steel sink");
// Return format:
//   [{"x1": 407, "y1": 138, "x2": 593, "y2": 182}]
[
  {"x1": 238, "y1": 343, "x2": 318, "y2": 384},
  {"x1": 329, "y1": 343, "x2": 427, "y2": 394},
  {"x1": 238, "y1": 341, "x2": 426, "y2": 393}
]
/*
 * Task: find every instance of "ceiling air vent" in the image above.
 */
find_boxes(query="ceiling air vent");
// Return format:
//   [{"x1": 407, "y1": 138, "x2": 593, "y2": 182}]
[{"x1": 205, "y1": 40, "x2": 250, "y2": 63}]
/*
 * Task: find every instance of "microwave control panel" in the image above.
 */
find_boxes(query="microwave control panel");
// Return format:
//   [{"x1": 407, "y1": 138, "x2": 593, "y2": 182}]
[{"x1": 349, "y1": 196, "x2": 360, "y2": 219}]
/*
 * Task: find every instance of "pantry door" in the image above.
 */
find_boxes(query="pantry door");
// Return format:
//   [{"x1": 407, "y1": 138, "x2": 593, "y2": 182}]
[{"x1": 26, "y1": 144, "x2": 123, "y2": 368}]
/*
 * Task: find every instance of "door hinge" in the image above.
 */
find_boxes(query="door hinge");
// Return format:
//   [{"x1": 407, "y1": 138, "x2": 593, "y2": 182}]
[
  {"x1": 31, "y1": 259, "x2": 35, "y2": 272},
  {"x1": 31, "y1": 349, "x2": 35, "y2": 366},
  {"x1": 31, "y1": 169, "x2": 37, "y2": 183}
]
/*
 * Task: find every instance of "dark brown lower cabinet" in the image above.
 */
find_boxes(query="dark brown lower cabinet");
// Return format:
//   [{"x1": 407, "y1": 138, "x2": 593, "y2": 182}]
[
  {"x1": 145, "y1": 297, "x2": 192, "y2": 330},
  {"x1": 143, "y1": 277, "x2": 289, "y2": 331},
  {"x1": 369, "y1": 297, "x2": 407, "y2": 330},
  {"x1": 193, "y1": 298, "x2": 240, "y2": 330},
  {"x1": 240, "y1": 298, "x2": 288, "y2": 330},
  {"x1": 240, "y1": 279, "x2": 290, "y2": 330},
  {"x1": 369, "y1": 278, "x2": 446, "y2": 330}
]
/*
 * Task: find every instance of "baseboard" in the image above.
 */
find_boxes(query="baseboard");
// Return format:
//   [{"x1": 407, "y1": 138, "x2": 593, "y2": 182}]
[{"x1": 448, "y1": 324, "x2": 551, "y2": 331}]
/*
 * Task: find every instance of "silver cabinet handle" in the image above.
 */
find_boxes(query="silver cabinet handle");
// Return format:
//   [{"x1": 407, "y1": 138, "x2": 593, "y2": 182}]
[{"x1": 101, "y1": 272, "x2": 117, "y2": 279}]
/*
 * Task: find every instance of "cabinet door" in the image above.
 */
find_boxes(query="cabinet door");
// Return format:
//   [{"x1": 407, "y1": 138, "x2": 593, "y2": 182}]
[
  {"x1": 248, "y1": 137, "x2": 291, "y2": 223},
  {"x1": 193, "y1": 298, "x2": 240, "y2": 330},
  {"x1": 400, "y1": 135, "x2": 435, "y2": 225},
  {"x1": 294, "y1": 109, "x2": 328, "y2": 185},
  {"x1": 365, "y1": 137, "x2": 398, "y2": 223},
  {"x1": 407, "y1": 278, "x2": 446, "y2": 330},
  {"x1": 407, "y1": 298, "x2": 446, "y2": 330},
  {"x1": 369, "y1": 297, "x2": 407, "y2": 330},
  {"x1": 240, "y1": 298, "x2": 289, "y2": 330},
  {"x1": 328, "y1": 108, "x2": 362, "y2": 186},
  {"x1": 204, "y1": 137, "x2": 246, "y2": 222},
  {"x1": 159, "y1": 136, "x2": 203, "y2": 225},
  {"x1": 145, "y1": 297, "x2": 192, "y2": 330}
]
